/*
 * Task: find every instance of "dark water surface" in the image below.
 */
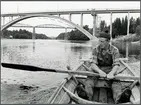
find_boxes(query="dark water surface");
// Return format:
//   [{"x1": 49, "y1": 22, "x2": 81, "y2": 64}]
[{"x1": 1, "y1": 39, "x2": 98, "y2": 88}]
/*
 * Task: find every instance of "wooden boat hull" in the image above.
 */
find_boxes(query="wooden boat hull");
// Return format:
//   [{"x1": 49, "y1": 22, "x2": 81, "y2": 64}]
[{"x1": 47, "y1": 60, "x2": 140, "y2": 104}]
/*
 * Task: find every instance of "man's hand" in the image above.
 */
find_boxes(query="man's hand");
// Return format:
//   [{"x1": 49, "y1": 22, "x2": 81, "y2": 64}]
[
  {"x1": 99, "y1": 71, "x2": 107, "y2": 77},
  {"x1": 107, "y1": 73, "x2": 114, "y2": 79}
]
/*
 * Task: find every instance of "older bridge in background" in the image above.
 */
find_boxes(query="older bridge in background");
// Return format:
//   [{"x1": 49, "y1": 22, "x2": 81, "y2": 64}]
[{"x1": 11, "y1": 23, "x2": 75, "y2": 39}]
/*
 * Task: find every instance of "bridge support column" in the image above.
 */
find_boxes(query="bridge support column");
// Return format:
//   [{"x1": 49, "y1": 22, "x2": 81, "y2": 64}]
[
  {"x1": 58, "y1": 14, "x2": 61, "y2": 17},
  {"x1": 69, "y1": 13, "x2": 72, "y2": 21},
  {"x1": 11, "y1": 16, "x2": 13, "y2": 21},
  {"x1": 65, "y1": 27, "x2": 67, "y2": 40},
  {"x1": 91, "y1": 12, "x2": 97, "y2": 37},
  {"x1": 3, "y1": 17, "x2": 5, "y2": 25},
  {"x1": 9, "y1": 17, "x2": 11, "y2": 23},
  {"x1": 9, "y1": 17, "x2": 12, "y2": 22},
  {"x1": 110, "y1": 12, "x2": 113, "y2": 42},
  {"x1": 126, "y1": 12, "x2": 130, "y2": 59},
  {"x1": 8, "y1": 16, "x2": 13, "y2": 22},
  {"x1": 80, "y1": 13, "x2": 83, "y2": 27},
  {"x1": 32, "y1": 27, "x2": 36, "y2": 39}
]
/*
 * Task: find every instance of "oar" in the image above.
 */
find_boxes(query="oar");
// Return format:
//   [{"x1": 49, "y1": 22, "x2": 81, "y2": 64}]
[
  {"x1": 82, "y1": 63, "x2": 140, "y2": 81},
  {"x1": 1, "y1": 63, "x2": 140, "y2": 80},
  {"x1": 1, "y1": 63, "x2": 101, "y2": 77}
]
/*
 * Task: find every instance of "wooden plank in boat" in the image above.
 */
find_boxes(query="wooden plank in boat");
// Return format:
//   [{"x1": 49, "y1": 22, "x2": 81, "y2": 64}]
[
  {"x1": 58, "y1": 80, "x2": 76, "y2": 103},
  {"x1": 93, "y1": 87, "x2": 99, "y2": 102},
  {"x1": 130, "y1": 95, "x2": 140, "y2": 104},
  {"x1": 131, "y1": 86, "x2": 140, "y2": 102},
  {"x1": 117, "y1": 62, "x2": 133, "y2": 76},
  {"x1": 137, "y1": 84, "x2": 140, "y2": 91},
  {"x1": 47, "y1": 79, "x2": 67, "y2": 103},
  {"x1": 119, "y1": 59, "x2": 138, "y2": 76},
  {"x1": 107, "y1": 88, "x2": 114, "y2": 103},
  {"x1": 95, "y1": 80, "x2": 110, "y2": 88},
  {"x1": 63, "y1": 87, "x2": 104, "y2": 104},
  {"x1": 49, "y1": 78, "x2": 76, "y2": 104},
  {"x1": 130, "y1": 95, "x2": 135, "y2": 104},
  {"x1": 99, "y1": 88, "x2": 107, "y2": 103},
  {"x1": 73, "y1": 62, "x2": 85, "y2": 71},
  {"x1": 83, "y1": 60, "x2": 91, "y2": 67}
]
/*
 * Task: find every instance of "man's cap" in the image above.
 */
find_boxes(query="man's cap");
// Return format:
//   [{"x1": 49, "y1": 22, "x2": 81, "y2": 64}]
[{"x1": 97, "y1": 32, "x2": 111, "y2": 40}]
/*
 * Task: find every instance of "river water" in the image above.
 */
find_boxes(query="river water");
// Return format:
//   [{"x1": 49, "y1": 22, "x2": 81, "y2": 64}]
[
  {"x1": 1, "y1": 39, "x2": 98, "y2": 88},
  {"x1": 1, "y1": 39, "x2": 140, "y2": 104}
]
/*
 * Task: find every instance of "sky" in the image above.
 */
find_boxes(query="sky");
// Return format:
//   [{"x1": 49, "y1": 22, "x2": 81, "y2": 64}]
[{"x1": 1, "y1": 1, "x2": 140, "y2": 37}]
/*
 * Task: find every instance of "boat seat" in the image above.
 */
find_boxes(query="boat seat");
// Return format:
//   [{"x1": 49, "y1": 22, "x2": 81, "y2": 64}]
[{"x1": 93, "y1": 87, "x2": 114, "y2": 103}]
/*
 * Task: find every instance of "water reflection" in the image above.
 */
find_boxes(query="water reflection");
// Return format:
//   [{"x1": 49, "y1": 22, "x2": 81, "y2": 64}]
[
  {"x1": 1, "y1": 39, "x2": 94, "y2": 65},
  {"x1": 2, "y1": 46, "x2": 7, "y2": 55},
  {"x1": 1, "y1": 40, "x2": 37, "y2": 64},
  {"x1": 32, "y1": 41, "x2": 35, "y2": 52},
  {"x1": 68, "y1": 40, "x2": 89, "y2": 44},
  {"x1": 70, "y1": 46, "x2": 91, "y2": 53},
  {"x1": 1, "y1": 39, "x2": 97, "y2": 91},
  {"x1": 18, "y1": 41, "x2": 35, "y2": 53},
  {"x1": 1, "y1": 40, "x2": 95, "y2": 70},
  {"x1": 19, "y1": 45, "x2": 28, "y2": 49}
]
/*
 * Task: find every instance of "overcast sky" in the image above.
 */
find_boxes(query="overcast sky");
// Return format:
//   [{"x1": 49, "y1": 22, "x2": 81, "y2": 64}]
[{"x1": 1, "y1": 1, "x2": 140, "y2": 37}]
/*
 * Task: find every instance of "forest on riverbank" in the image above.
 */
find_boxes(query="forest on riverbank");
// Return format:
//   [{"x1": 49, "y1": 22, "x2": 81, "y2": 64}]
[
  {"x1": 56, "y1": 16, "x2": 140, "y2": 40},
  {"x1": 2, "y1": 29, "x2": 51, "y2": 39},
  {"x1": 2, "y1": 16, "x2": 140, "y2": 40},
  {"x1": 56, "y1": 16, "x2": 140, "y2": 57}
]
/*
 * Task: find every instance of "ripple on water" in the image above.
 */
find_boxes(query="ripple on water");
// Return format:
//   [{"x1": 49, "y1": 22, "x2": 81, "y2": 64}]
[{"x1": 1, "y1": 39, "x2": 95, "y2": 104}]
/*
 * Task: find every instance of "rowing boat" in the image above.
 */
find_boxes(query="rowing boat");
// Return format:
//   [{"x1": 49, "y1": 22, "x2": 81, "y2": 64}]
[{"x1": 47, "y1": 59, "x2": 140, "y2": 104}]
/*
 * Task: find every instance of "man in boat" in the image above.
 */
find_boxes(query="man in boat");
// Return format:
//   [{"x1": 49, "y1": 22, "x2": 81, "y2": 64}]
[{"x1": 84, "y1": 31, "x2": 131, "y2": 103}]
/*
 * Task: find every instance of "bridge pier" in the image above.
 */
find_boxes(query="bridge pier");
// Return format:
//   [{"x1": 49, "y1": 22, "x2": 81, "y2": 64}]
[
  {"x1": 2, "y1": 17, "x2": 5, "y2": 25},
  {"x1": 69, "y1": 13, "x2": 72, "y2": 21},
  {"x1": 110, "y1": 12, "x2": 113, "y2": 41},
  {"x1": 32, "y1": 27, "x2": 36, "y2": 39},
  {"x1": 65, "y1": 27, "x2": 67, "y2": 40},
  {"x1": 9, "y1": 17, "x2": 11, "y2": 22},
  {"x1": 91, "y1": 12, "x2": 97, "y2": 37},
  {"x1": 80, "y1": 13, "x2": 83, "y2": 27},
  {"x1": 9, "y1": 16, "x2": 12, "y2": 22},
  {"x1": 11, "y1": 16, "x2": 13, "y2": 21},
  {"x1": 126, "y1": 12, "x2": 130, "y2": 59}
]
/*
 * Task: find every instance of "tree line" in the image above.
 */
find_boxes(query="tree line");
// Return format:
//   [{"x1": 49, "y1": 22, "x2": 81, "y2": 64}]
[
  {"x1": 100, "y1": 16, "x2": 140, "y2": 38},
  {"x1": 2, "y1": 29, "x2": 51, "y2": 39},
  {"x1": 56, "y1": 25, "x2": 91, "y2": 41},
  {"x1": 2, "y1": 16, "x2": 140, "y2": 40},
  {"x1": 56, "y1": 16, "x2": 140, "y2": 40}
]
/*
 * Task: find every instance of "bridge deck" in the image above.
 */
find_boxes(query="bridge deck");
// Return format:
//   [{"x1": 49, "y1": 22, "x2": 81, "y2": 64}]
[{"x1": 1, "y1": 9, "x2": 140, "y2": 17}]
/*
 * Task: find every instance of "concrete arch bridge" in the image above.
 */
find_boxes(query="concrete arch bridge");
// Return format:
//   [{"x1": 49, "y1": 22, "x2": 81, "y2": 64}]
[
  {"x1": 1, "y1": 9, "x2": 140, "y2": 41},
  {"x1": 1, "y1": 14, "x2": 94, "y2": 40}
]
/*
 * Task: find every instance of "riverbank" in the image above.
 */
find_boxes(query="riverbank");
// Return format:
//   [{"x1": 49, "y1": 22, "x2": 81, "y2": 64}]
[
  {"x1": 1, "y1": 83, "x2": 56, "y2": 104},
  {"x1": 1, "y1": 57, "x2": 140, "y2": 104}
]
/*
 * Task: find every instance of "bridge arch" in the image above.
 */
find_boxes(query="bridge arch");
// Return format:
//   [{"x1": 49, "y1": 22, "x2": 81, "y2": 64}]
[{"x1": 1, "y1": 14, "x2": 95, "y2": 40}]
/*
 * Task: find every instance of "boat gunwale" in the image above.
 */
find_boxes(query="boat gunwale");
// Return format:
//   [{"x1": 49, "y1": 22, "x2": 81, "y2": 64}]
[
  {"x1": 63, "y1": 86, "x2": 134, "y2": 104},
  {"x1": 48, "y1": 59, "x2": 140, "y2": 104},
  {"x1": 47, "y1": 62, "x2": 83, "y2": 104}
]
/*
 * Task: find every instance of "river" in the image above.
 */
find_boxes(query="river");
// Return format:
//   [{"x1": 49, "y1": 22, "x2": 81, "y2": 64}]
[
  {"x1": 1, "y1": 39, "x2": 140, "y2": 104},
  {"x1": 1, "y1": 39, "x2": 98, "y2": 88}
]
